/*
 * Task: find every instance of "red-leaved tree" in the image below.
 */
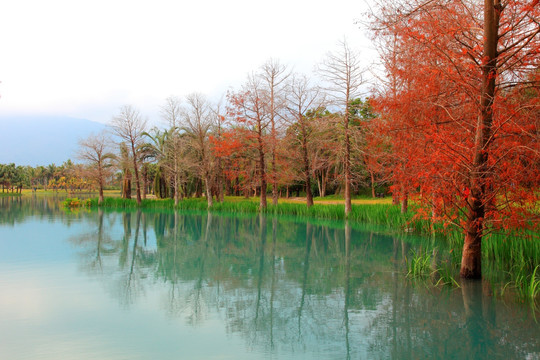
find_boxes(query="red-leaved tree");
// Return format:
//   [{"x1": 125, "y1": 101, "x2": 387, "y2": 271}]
[{"x1": 370, "y1": 0, "x2": 540, "y2": 278}]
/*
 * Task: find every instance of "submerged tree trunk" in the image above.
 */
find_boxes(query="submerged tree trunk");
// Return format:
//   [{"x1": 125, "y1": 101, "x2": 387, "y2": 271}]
[{"x1": 460, "y1": 0, "x2": 499, "y2": 279}]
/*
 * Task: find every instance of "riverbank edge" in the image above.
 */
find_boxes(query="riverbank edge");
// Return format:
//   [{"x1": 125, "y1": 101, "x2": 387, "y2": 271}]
[{"x1": 76, "y1": 196, "x2": 539, "y2": 303}]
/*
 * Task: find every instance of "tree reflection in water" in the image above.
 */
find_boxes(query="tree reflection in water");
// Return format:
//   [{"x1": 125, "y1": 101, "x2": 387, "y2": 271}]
[{"x1": 67, "y1": 209, "x2": 539, "y2": 359}]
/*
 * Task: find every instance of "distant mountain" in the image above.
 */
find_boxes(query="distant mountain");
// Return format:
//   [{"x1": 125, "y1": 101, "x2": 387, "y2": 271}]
[{"x1": 0, "y1": 116, "x2": 107, "y2": 166}]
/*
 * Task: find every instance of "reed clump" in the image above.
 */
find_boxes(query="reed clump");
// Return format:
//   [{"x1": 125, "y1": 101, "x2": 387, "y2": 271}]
[
  {"x1": 406, "y1": 249, "x2": 432, "y2": 278},
  {"x1": 63, "y1": 197, "x2": 92, "y2": 208},
  {"x1": 405, "y1": 249, "x2": 460, "y2": 287}
]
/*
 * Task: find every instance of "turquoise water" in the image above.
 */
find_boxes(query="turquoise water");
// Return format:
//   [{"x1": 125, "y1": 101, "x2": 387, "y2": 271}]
[{"x1": 0, "y1": 196, "x2": 538, "y2": 359}]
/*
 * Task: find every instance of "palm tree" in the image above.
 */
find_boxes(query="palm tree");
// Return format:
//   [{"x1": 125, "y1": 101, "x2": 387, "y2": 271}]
[
  {"x1": 116, "y1": 143, "x2": 133, "y2": 199},
  {"x1": 45, "y1": 163, "x2": 57, "y2": 191},
  {"x1": 0, "y1": 164, "x2": 6, "y2": 192},
  {"x1": 141, "y1": 128, "x2": 171, "y2": 199}
]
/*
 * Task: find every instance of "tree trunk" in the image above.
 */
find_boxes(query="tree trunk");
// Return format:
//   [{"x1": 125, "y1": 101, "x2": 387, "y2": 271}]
[
  {"x1": 204, "y1": 174, "x2": 214, "y2": 209},
  {"x1": 130, "y1": 142, "x2": 142, "y2": 205},
  {"x1": 195, "y1": 178, "x2": 203, "y2": 198},
  {"x1": 401, "y1": 187, "x2": 408, "y2": 214},
  {"x1": 370, "y1": 171, "x2": 376, "y2": 198},
  {"x1": 122, "y1": 170, "x2": 132, "y2": 199},
  {"x1": 98, "y1": 174, "x2": 104, "y2": 205},
  {"x1": 174, "y1": 173, "x2": 180, "y2": 207},
  {"x1": 258, "y1": 130, "x2": 267, "y2": 210},
  {"x1": 301, "y1": 133, "x2": 313, "y2": 208},
  {"x1": 205, "y1": 175, "x2": 213, "y2": 208},
  {"x1": 216, "y1": 157, "x2": 224, "y2": 203},
  {"x1": 460, "y1": 0, "x2": 499, "y2": 279},
  {"x1": 272, "y1": 150, "x2": 278, "y2": 206},
  {"x1": 461, "y1": 216, "x2": 483, "y2": 279},
  {"x1": 344, "y1": 145, "x2": 352, "y2": 215},
  {"x1": 318, "y1": 171, "x2": 327, "y2": 198},
  {"x1": 344, "y1": 105, "x2": 352, "y2": 216},
  {"x1": 142, "y1": 176, "x2": 147, "y2": 200}
]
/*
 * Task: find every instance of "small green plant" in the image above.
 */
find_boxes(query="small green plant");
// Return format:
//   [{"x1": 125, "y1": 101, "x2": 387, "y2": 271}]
[
  {"x1": 62, "y1": 197, "x2": 92, "y2": 208},
  {"x1": 62, "y1": 197, "x2": 81, "y2": 208},
  {"x1": 503, "y1": 264, "x2": 540, "y2": 302},
  {"x1": 435, "y1": 261, "x2": 460, "y2": 287},
  {"x1": 406, "y1": 249, "x2": 432, "y2": 278},
  {"x1": 82, "y1": 198, "x2": 92, "y2": 207},
  {"x1": 528, "y1": 265, "x2": 540, "y2": 300}
]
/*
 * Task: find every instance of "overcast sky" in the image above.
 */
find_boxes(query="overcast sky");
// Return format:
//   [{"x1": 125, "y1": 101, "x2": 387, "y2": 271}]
[{"x1": 0, "y1": 0, "x2": 377, "y2": 125}]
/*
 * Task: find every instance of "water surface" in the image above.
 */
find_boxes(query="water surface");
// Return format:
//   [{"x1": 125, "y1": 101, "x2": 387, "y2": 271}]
[{"x1": 0, "y1": 196, "x2": 538, "y2": 359}]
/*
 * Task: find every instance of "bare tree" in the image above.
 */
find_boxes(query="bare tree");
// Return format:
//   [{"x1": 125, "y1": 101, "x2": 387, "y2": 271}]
[
  {"x1": 318, "y1": 39, "x2": 365, "y2": 216},
  {"x1": 76, "y1": 131, "x2": 114, "y2": 204},
  {"x1": 161, "y1": 96, "x2": 182, "y2": 129},
  {"x1": 285, "y1": 73, "x2": 325, "y2": 207},
  {"x1": 110, "y1": 105, "x2": 147, "y2": 205},
  {"x1": 181, "y1": 93, "x2": 214, "y2": 208},
  {"x1": 259, "y1": 59, "x2": 289, "y2": 205},
  {"x1": 211, "y1": 99, "x2": 227, "y2": 202},
  {"x1": 161, "y1": 96, "x2": 184, "y2": 206}
]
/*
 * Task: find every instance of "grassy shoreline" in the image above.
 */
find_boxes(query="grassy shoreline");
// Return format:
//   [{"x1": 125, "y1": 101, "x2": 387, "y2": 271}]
[
  {"x1": 53, "y1": 195, "x2": 539, "y2": 303},
  {"x1": 0, "y1": 192, "x2": 22, "y2": 197},
  {"x1": 86, "y1": 196, "x2": 412, "y2": 226}
]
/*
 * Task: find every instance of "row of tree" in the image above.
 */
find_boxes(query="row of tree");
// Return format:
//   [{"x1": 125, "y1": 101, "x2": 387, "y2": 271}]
[
  {"x1": 0, "y1": 160, "x2": 93, "y2": 193},
  {"x1": 91, "y1": 0, "x2": 539, "y2": 281},
  {"x1": 74, "y1": 48, "x2": 382, "y2": 209},
  {"x1": 5, "y1": 0, "x2": 538, "y2": 281}
]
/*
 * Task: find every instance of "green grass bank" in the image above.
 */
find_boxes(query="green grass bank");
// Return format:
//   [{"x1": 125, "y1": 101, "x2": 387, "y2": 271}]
[{"x1": 83, "y1": 196, "x2": 539, "y2": 302}]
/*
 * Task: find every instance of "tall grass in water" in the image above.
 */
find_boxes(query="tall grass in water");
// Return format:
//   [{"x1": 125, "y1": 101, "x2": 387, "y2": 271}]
[
  {"x1": 446, "y1": 225, "x2": 540, "y2": 300},
  {"x1": 213, "y1": 200, "x2": 259, "y2": 214},
  {"x1": 88, "y1": 196, "x2": 537, "y2": 301},
  {"x1": 405, "y1": 248, "x2": 461, "y2": 287},
  {"x1": 349, "y1": 204, "x2": 412, "y2": 229},
  {"x1": 501, "y1": 264, "x2": 540, "y2": 303},
  {"x1": 527, "y1": 265, "x2": 540, "y2": 300},
  {"x1": 265, "y1": 203, "x2": 345, "y2": 220},
  {"x1": 406, "y1": 249, "x2": 432, "y2": 278}
]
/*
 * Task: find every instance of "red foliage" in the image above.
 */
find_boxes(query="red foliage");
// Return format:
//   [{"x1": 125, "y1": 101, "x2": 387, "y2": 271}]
[{"x1": 371, "y1": 0, "x2": 540, "y2": 235}]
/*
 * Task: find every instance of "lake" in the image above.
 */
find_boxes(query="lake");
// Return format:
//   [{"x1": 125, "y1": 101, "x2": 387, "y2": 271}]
[{"x1": 0, "y1": 196, "x2": 538, "y2": 359}]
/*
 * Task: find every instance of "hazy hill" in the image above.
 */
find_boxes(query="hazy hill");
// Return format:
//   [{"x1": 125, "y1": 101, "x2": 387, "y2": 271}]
[{"x1": 0, "y1": 116, "x2": 106, "y2": 166}]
